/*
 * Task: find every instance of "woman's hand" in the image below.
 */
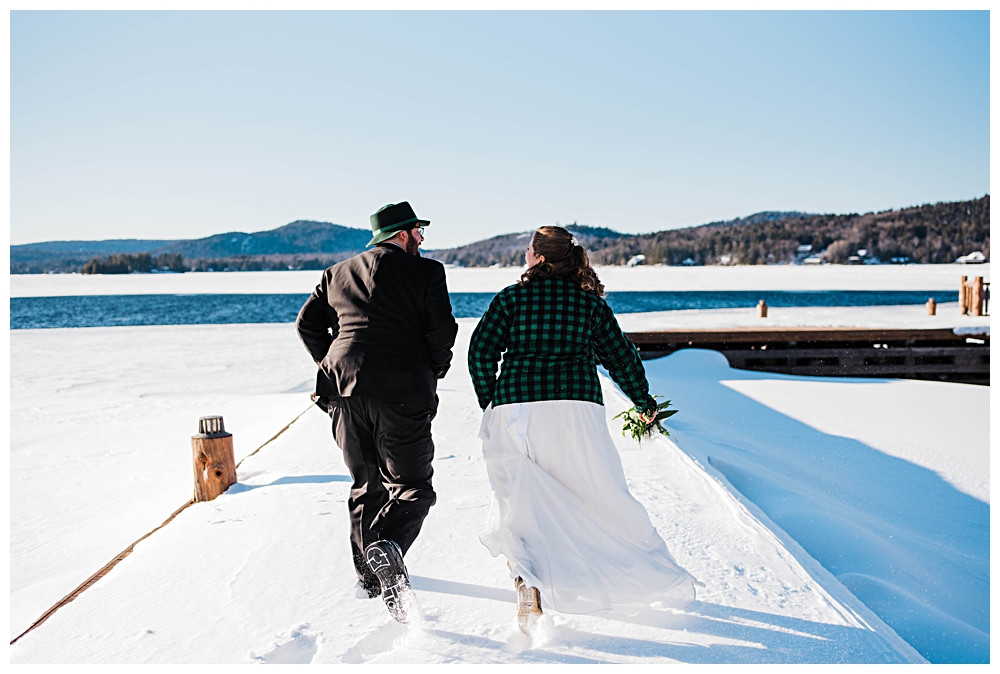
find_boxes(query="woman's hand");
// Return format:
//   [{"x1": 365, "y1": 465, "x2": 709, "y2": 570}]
[{"x1": 613, "y1": 397, "x2": 678, "y2": 445}]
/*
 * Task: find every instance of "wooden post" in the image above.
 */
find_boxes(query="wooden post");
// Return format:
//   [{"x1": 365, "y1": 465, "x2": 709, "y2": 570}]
[
  {"x1": 971, "y1": 276, "x2": 984, "y2": 317},
  {"x1": 960, "y1": 276, "x2": 968, "y2": 315},
  {"x1": 926, "y1": 298, "x2": 936, "y2": 316},
  {"x1": 191, "y1": 416, "x2": 236, "y2": 502},
  {"x1": 757, "y1": 299, "x2": 768, "y2": 318}
]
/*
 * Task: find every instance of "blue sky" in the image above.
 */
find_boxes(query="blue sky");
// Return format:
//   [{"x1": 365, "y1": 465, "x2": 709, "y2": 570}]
[{"x1": 10, "y1": 10, "x2": 989, "y2": 248}]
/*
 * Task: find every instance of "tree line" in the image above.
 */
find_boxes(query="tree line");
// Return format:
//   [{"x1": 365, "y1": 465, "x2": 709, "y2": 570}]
[
  {"x1": 78, "y1": 251, "x2": 358, "y2": 274},
  {"x1": 81, "y1": 253, "x2": 186, "y2": 274},
  {"x1": 183, "y1": 252, "x2": 356, "y2": 272}
]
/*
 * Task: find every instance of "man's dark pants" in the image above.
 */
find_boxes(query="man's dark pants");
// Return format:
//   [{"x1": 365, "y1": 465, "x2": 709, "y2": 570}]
[{"x1": 328, "y1": 395, "x2": 437, "y2": 584}]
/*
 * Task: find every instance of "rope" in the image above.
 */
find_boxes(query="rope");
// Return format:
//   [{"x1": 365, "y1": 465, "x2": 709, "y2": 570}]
[
  {"x1": 236, "y1": 402, "x2": 315, "y2": 469},
  {"x1": 10, "y1": 402, "x2": 317, "y2": 645}
]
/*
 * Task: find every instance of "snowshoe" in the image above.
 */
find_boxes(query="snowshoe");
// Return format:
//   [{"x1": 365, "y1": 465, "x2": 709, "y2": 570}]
[{"x1": 364, "y1": 540, "x2": 412, "y2": 623}]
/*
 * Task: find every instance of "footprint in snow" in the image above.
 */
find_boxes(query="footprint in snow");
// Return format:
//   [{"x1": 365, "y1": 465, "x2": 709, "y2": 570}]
[
  {"x1": 341, "y1": 595, "x2": 429, "y2": 663},
  {"x1": 250, "y1": 624, "x2": 318, "y2": 664},
  {"x1": 340, "y1": 620, "x2": 409, "y2": 663}
]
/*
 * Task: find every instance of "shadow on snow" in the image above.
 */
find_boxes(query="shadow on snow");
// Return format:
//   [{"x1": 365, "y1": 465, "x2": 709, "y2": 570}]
[{"x1": 644, "y1": 349, "x2": 988, "y2": 664}]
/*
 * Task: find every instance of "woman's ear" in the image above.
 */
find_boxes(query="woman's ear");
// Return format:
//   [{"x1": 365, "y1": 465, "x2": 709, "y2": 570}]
[{"x1": 537, "y1": 255, "x2": 546, "y2": 264}]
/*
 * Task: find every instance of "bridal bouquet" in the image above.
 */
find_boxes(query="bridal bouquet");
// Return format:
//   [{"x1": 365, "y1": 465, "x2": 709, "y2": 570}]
[{"x1": 613, "y1": 396, "x2": 678, "y2": 445}]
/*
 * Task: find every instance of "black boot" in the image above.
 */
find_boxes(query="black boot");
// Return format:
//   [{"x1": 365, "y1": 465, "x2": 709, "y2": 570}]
[{"x1": 364, "y1": 540, "x2": 413, "y2": 623}]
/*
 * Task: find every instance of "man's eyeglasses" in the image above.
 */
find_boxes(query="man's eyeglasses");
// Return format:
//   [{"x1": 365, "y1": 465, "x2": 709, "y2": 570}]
[{"x1": 414, "y1": 226, "x2": 425, "y2": 237}]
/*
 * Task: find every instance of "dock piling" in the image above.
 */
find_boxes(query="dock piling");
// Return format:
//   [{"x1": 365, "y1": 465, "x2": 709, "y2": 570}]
[
  {"x1": 971, "y1": 277, "x2": 984, "y2": 317},
  {"x1": 960, "y1": 276, "x2": 989, "y2": 316},
  {"x1": 757, "y1": 299, "x2": 768, "y2": 318},
  {"x1": 192, "y1": 416, "x2": 236, "y2": 502}
]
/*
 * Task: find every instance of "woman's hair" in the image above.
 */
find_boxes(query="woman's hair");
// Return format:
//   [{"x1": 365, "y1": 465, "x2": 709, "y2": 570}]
[{"x1": 519, "y1": 226, "x2": 605, "y2": 296}]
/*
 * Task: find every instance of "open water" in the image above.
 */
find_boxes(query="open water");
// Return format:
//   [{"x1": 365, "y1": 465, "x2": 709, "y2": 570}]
[{"x1": 10, "y1": 290, "x2": 953, "y2": 330}]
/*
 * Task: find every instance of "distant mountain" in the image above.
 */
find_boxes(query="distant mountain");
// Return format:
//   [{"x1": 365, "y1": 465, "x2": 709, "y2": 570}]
[
  {"x1": 426, "y1": 223, "x2": 629, "y2": 267},
  {"x1": 10, "y1": 238, "x2": 184, "y2": 273},
  {"x1": 13, "y1": 238, "x2": 184, "y2": 255},
  {"x1": 11, "y1": 199, "x2": 989, "y2": 273},
  {"x1": 426, "y1": 200, "x2": 989, "y2": 267},
  {"x1": 150, "y1": 220, "x2": 371, "y2": 258},
  {"x1": 10, "y1": 221, "x2": 370, "y2": 273},
  {"x1": 587, "y1": 197, "x2": 989, "y2": 266},
  {"x1": 424, "y1": 215, "x2": 812, "y2": 267},
  {"x1": 700, "y1": 211, "x2": 814, "y2": 228}
]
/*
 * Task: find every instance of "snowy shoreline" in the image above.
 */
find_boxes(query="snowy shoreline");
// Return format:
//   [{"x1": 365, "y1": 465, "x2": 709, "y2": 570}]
[
  {"x1": 9, "y1": 262, "x2": 990, "y2": 296},
  {"x1": 10, "y1": 317, "x2": 988, "y2": 663}
]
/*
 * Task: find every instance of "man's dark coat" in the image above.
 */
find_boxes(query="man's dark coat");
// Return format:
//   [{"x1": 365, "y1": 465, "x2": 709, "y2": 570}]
[
  {"x1": 296, "y1": 243, "x2": 458, "y2": 408},
  {"x1": 297, "y1": 243, "x2": 458, "y2": 583}
]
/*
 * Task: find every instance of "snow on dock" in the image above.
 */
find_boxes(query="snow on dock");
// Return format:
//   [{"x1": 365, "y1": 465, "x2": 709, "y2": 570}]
[
  {"x1": 615, "y1": 302, "x2": 988, "y2": 333},
  {"x1": 643, "y1": 350, "x2": 988, "y2": 663},
  {"x1": 13, "y1": 316, "x2": 989, "y2": 662}
]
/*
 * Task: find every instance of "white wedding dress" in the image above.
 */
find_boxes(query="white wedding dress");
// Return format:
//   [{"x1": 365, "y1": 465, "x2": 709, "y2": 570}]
[{"x1": 478, "y1": 399, "x2": 696, "y2": 615}]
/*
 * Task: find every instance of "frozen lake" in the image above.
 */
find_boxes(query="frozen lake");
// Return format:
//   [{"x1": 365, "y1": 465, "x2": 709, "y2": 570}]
[{"x1": 10, "y1": 262, "x2": 990, "y2": 296}]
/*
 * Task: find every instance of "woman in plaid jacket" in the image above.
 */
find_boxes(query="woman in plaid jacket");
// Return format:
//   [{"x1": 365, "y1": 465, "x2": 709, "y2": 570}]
[{"x1": 469, "y1": 226, "x2": 696, "y2": 636}]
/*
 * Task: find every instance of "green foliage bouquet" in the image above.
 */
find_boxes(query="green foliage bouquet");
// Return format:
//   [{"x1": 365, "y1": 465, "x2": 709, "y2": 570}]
[{"x1": 613, "y1": 397, "x2": 678, "y2": 445}]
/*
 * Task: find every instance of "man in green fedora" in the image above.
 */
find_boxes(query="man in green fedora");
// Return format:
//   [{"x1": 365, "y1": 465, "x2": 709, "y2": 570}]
[
  {"x1": 366, "y1": 201, "x2": 430, "y2": 252},
  {"x1": 296, "y1": 201, "x2": 458, "y2": 623}
]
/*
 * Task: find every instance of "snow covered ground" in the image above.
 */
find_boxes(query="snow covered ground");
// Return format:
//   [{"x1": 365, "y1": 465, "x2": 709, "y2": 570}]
[
  {"x1": 10, "y1": 316, "x2": 989, "y2": 663},
  {"x1": 10, "y1": 262, "x2": 990, "y2": 296},
  {"x1": 9, "y1": 323, "x2": 317, "y2": 643}
]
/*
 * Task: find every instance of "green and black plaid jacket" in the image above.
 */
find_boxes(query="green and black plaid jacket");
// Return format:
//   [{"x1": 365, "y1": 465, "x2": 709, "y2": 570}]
[{"x1": 468, "y1": 276, "x2": 657, "y2": 413}]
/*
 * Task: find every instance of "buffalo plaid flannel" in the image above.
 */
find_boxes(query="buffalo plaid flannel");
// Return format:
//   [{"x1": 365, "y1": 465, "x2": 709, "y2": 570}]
[{"x1": 468, "y1": 276, "x2": 657, "y2": 413}]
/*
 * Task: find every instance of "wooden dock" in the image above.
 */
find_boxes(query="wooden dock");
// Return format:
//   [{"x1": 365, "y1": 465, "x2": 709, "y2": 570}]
[{"x1": 625, "y1": 327, "x2": 990, "y2": 385}]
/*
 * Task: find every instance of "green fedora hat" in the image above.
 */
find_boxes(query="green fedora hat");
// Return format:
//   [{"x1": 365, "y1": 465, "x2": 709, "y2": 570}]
[{"x1": 368, "y1": 201, "x2": 430, "y2": 246}]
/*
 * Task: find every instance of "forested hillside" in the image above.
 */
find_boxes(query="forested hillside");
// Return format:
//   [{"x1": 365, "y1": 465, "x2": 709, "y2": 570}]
[
  {"x1": 427, "y1": 224, "x2": 628, "y2": 267},
  {"x1": 11, "y1": 221, "x2": 369, "y2": 273},
  {"x1": 152, "y1": 220, "x2": 370, "y2": 258},
  {"x1": 588, "y1": 196, "x2": 989, "y2": 266},
  {"x1": 11, "y1": 197, "x2": 989, "y2": 273},
  {"x1": 428, "y1": 197, "x2": 988, "y2": 267}
]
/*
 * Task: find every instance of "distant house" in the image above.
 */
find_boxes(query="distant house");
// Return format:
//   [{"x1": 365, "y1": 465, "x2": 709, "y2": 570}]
[
  {"x1": 956, "y1": 251, "x2": 987, "y2": 264},
  {"x1": 849, "y1": 248, "x2": 880, "y2": 265},
  {"x1": 680, "y1": 257, "x2": 697, "y2": 266},
  {"x1": 626, "y1": 254, "x2": 646, "y2": 267}
]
